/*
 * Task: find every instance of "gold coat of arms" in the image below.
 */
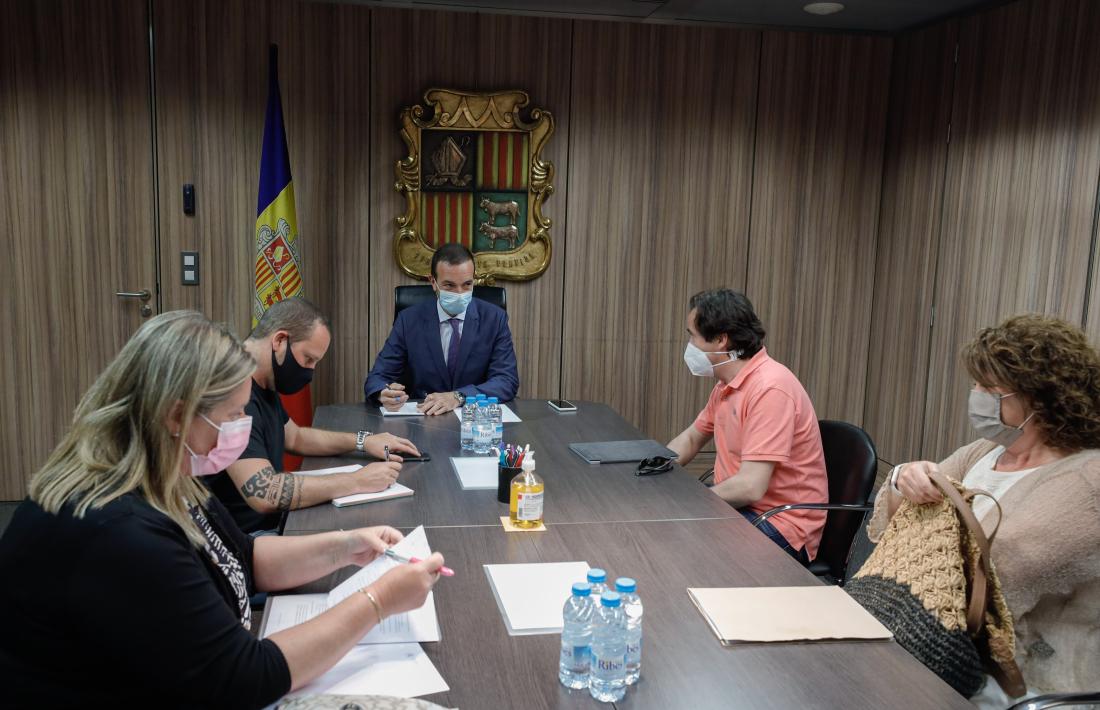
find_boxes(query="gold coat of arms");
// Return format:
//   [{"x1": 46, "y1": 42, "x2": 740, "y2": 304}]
[{"x1": 394, "y1": 89, "x2": 555, "y2": 283}]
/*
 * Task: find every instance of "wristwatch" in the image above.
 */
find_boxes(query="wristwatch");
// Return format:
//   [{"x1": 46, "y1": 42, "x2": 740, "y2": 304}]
[
  {"x1": 453, "y1": 391, "x2": 466, "y2": 406},
  {"x1": 355, "y1": 430, "x2": 372, "y2": 452}
]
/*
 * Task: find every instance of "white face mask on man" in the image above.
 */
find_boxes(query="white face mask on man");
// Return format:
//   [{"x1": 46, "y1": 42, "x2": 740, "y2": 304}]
[{"x1": 683, "y1": 342, "x2": 742, "y2": 378}]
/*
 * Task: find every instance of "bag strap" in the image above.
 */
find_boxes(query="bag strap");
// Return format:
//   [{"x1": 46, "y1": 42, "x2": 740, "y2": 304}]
[{"x1": 926, "y1": 471, "x2": 1000, "y2": 635}]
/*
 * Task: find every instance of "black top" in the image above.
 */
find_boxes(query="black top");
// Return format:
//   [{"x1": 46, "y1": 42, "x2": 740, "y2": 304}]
[
  {"x1": 0, "y1": 492, "x2": 291, "y2": 709},
  {"x1": 206, "y1": 378, "x2": 290, "y2": 533}
]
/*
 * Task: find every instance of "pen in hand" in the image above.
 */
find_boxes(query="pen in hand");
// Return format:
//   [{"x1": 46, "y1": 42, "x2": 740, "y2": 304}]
[
  {"x1": 385, "y1": 548, "x2": 455, "y2": 577},
  {"x1": 383, "y1": 445, "x2": 390, "y2": 462}
]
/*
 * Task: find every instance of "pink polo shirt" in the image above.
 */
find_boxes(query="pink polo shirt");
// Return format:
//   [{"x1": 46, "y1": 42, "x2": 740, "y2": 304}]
[{"x1": 693, "y1": 347, "x2": 828, "y2": 559}]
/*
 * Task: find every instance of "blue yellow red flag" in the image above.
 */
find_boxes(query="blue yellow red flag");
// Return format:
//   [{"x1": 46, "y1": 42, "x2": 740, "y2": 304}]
[{"x1": 254, "y1": 44, "x2": 311, "y2": 468}]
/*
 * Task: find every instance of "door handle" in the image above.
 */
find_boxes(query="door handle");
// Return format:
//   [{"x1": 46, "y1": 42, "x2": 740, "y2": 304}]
[{"x1": 115, "y1": 289, "x2": 152, "y2": 302}]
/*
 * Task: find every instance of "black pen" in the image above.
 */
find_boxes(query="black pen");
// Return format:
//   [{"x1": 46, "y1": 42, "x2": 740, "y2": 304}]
[{"x1": 384, "y1": 445, "x2": 390, "y2": 462}]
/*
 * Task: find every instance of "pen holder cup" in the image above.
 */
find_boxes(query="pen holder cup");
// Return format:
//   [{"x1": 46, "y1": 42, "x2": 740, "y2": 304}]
[{"x1": 497, "y1": 465, "x2": 521, "y2": 503}]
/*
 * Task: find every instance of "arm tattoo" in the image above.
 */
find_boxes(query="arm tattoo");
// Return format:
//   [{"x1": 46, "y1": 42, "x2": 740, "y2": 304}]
[{"x1": 240, "y1": 466, "x2": 304, "y2": 511}]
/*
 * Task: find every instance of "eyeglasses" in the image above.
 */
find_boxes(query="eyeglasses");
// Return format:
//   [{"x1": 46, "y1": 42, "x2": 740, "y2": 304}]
[{"x1": 635, "y1": 456, "x2": 674, "y2": 476}]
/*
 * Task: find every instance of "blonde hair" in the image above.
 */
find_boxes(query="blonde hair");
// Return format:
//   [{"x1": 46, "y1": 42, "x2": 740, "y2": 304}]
[{"x1": 29, "y1": 311, "x2": 256, "y2": 546}]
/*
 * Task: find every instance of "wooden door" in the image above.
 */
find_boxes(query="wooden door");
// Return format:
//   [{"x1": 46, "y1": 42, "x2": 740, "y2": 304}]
[{"x1": 0, "y1": 0, "x2": 157, "y2": 499}]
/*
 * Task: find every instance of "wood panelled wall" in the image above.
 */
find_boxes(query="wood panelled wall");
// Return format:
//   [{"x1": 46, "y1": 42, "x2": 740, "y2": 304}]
[
  {"x1": 561, "y1": 22, "x2": 759, "y2": 443},
  {"x1": 0, "y1": 0, "x2": 156, "y2": 498},
  {"x1": 5, "y1": 0, "x2": 1100, "y2": 497},
  {"x1": 870, "y1": 0, "x2": 1100, "y2": 464}
]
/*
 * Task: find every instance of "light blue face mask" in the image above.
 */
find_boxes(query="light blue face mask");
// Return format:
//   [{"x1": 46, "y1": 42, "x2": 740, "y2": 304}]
[{"x1": 438, "y1": 288, "x2": 472, "y2": 316}]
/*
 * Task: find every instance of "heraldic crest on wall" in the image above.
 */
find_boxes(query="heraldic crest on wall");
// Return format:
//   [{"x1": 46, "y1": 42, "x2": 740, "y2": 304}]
[{"x1": 394, "y1": 89, "x2": 555, "y2": 283}]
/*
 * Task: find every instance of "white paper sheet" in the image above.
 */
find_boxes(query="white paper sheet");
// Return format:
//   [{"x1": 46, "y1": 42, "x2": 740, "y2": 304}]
[
  {"x1": 262, "y1": 527, "x2": 441, "y2": 645},
  {"x1": 332, "y1": 482, "x2": 414, "y2": 507},
  {"x1": 282, "y1": 643, "x2": 449, "y2": 699},
  {"x1": 296, "y1": 464, "x2": 362, "y2": 476},
  {"x1": 452, "y1": 403, "x2": 521, "y2": 423},
  {"x1": 381, "y1": 401, "x2": 425, "y2": 416},
  {"x1": 483, "y1": 561, "x2": 591, "y2": 635},
  {"x1": 328, "y1": 526, "x2": 441, "y2": 643},
  {"x1": 450, "y1": 457, "x2": 499, "y2": 490}
]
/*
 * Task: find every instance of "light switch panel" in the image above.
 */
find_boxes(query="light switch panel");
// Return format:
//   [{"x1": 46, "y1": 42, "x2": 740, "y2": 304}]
[{"x1": 181, "y1": 251, "x2": 199, "y2": 285}]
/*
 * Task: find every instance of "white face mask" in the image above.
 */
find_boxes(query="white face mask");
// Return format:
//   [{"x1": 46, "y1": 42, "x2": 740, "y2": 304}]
[
  {"x1": 967, "y1": 389, "x2": 1034, "y2": 447},
  {"x1": 684, "y1": 342, "x2": 742, "y2": 378}
]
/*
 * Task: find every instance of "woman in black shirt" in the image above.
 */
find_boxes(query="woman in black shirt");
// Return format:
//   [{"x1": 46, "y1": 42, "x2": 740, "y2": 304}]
[{"x1": 0, "y1": 311, "x2": 443, "y2": 708}]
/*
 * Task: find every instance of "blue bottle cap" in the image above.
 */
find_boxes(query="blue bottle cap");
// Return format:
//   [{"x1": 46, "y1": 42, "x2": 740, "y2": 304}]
[
  {"x1": 600, "y1": 591, "x2": 621, "y2": 607},
  {"x1": 476, "y1": 394, "x2": 488, "y2": 400},
  {"x1": 587, "y1": 568, "x2": 606, "y2": 583},
  {"x1": 571, "y1": 582, "x2": 592, "y2": 597},
  {"x1": 488, "y1": 396, "x2": 499, "y2": 404},
  {"x1": 477, "y1": 400, "x2": 488, "y2": 407},
  {"x1": 614, "y1": 577, "x2": 636, "y2": 593}
]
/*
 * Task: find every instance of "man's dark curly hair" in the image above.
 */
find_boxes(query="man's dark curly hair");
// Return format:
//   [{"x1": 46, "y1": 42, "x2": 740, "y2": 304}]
[{"x1": 962, "y1": 314, "x2": 1100, "y2": 451}]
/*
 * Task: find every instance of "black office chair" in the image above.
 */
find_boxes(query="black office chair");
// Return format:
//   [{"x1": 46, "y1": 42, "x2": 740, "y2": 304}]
[
  {"x1": 393, "y1": 284, "x2": 506, "y2": 322},
  {"x1": 1006, "y1": 693, "x2": 1100, "y2": 709},
  {"x1": 702, "y1": 420, "x2": 878, "y2": 585}
]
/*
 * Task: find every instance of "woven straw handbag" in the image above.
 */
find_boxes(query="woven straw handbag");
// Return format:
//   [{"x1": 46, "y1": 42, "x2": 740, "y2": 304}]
[{"x1": 846, "y1": 470, "x2": 1025, "y2": 698}]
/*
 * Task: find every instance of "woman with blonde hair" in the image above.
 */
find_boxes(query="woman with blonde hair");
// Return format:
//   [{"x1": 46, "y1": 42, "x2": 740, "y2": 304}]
[
  {"x1": 872, "y1": 314, "x2": 1100, "y2": 705},
  {"x1": 0, "y1": 311, "x2": 443, "y2": 708}
]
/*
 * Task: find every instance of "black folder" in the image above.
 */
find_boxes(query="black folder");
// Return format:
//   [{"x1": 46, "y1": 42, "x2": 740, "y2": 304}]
[{"x1": 567, "y1": 439, "x2": 677, "y2": 464}]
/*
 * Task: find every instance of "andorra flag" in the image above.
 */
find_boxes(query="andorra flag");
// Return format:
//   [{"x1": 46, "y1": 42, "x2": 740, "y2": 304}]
[{"x1": 254, "y1": 44, "x2": 311, "y2": 470}]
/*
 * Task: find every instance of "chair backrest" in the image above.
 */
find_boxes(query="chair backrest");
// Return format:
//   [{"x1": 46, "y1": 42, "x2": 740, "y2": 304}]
[
  {"x1": 816, "y1": 420, "x2": 878, "y2": 581},
  {"x1": 393, "y1": 284, "x2": 507, "y2": 322}
]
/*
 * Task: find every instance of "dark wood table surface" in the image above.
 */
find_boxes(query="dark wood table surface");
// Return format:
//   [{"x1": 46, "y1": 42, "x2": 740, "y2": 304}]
[
  {"x1": 281, "y1": 401, "x2": 970, "y2": 709},
  {"x1": 284, "y1": 400, "x2": 739, "y2": 532}
]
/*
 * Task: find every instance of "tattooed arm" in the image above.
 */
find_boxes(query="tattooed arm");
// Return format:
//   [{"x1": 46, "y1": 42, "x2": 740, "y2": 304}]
[{"x1": 225, "y1": 457, "x2": 404, "y2": 514}]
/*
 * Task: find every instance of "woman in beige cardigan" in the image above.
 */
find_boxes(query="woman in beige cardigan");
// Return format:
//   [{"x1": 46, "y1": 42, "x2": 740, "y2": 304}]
[{"x1": 870, "y1": 314, "x2": 1100, "y2": 706}]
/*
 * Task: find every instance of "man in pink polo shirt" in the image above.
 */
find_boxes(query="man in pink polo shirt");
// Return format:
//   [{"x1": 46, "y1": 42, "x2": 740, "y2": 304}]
[{"x1": 668, "y1": 289, "x2": 828, "y2": 563}]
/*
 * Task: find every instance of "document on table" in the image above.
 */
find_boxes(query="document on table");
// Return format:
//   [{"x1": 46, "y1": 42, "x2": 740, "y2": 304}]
[
  {"x1": 452, "y1": 403, "x2": 521, "y2": 422},
  {"x1": 450, "y1": 456, "x2": 498, "y2": 490},
  {"x1": 687, "y1": 586, "x2": 893, "y2": 645},
  {"x1": 277, "y1": 643, "x2": 448, "y2": 700},
  {"x1": 262, "y1": 526, "x2": 441, "y2": 644},
  {"x1": 332, "y1": 482, "x2": 414, "y2": 507},
  {"x1": 381, "y1": 401, "x2": 425, "y2": 416},
  {"x1": 484, "y1": 561, "x2": 590, "y2": 635},
  {"x1": 295, "y1": 464, "x2": 362, "y2": 476}
]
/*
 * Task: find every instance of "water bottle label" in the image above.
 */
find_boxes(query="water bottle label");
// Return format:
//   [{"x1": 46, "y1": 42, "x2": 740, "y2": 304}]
[
  {"x1": 593, "y1": 652, "x2": 623, "y2": 673},
  {"x1": 561, "y1": 644, "x2": 590, "y2": 670},
  {"x1": 516, "y1": 491, "x2": 543, "y2": 520},
  {"x1": 626, "y1": 641, "x2": 641, "y2": 659}
]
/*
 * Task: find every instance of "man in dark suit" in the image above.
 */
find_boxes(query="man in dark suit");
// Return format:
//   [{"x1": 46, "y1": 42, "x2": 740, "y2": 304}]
[{"x1": 364, "y1": 244, "x2": 519, "y2": 415}]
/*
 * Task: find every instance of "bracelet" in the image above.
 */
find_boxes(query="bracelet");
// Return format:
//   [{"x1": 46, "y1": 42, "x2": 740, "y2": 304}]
[
  {"x1": 889, "y1": 465, "x2": 903, "y2": 495},
  {"x1": 360, "y1": 588, "x2": 384, "y2": 622}
]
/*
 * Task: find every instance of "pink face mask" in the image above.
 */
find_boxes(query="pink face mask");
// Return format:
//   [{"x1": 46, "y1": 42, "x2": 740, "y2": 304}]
[{"x1": 184, "y1": 413, "x2": 253, "y2": 476}]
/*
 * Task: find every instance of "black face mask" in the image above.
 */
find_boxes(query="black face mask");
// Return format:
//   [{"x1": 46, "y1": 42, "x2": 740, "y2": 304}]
[{"x1": 272, "y1": 338, "x2": 314, "y2": 395}]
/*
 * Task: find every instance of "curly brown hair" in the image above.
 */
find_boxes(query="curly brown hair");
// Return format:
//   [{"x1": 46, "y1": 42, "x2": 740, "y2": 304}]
[{"x1": 962, "y1": 314, "x2": 1100, "y2": 451}]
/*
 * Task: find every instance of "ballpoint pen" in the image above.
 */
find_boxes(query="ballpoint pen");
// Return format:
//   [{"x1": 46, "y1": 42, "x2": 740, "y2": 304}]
[
  {"x1": 384, "y1": 548, "x2": 455, "y2": 576},
  {"x1": 384, "y1": 445, "x2": 390, "y2": 462}
]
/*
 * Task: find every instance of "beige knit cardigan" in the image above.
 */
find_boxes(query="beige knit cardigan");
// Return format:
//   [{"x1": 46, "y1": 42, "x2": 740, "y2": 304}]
[{"x1": 867, "y1": 439, "x2": 1100, "y2": 693}]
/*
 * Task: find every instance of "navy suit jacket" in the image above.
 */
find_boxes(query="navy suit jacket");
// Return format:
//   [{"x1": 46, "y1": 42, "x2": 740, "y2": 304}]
[{"x1": 364, "y1": 298, "x2": 519, "y2": 403}]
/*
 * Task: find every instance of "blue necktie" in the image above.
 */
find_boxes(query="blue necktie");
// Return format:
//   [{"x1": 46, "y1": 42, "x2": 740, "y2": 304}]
[{"x1": 446, "y1": 318, "x2": 462, "y2": 381}]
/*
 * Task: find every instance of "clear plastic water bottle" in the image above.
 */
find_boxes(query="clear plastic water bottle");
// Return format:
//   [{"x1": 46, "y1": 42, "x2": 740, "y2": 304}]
[
  {"x1": 559, "y1": 582, "x2": 594, "y2": 689},
  {"x1": 487, "y1": 396, "x2": 503, "y2": 449},
  {"x1": 473, "y1": 401, "x2": 493, "y2": 454},
  {"x1": 589, "y1": 591, "x2": 627, "y2": 702},
  {"x1": 460, "y1": 397, "x2": 477, "y2": 451},
  {"x1": 587, "y1": 568, "x2": 608, "y2": 598},
  {"x1": 615, "y1": 577, "x2": 642, "y2": 684}
]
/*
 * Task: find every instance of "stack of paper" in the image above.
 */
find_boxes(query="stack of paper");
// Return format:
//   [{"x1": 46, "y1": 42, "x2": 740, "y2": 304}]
[
  {"x1": 687, "y1": 586, "x2": 893, "y2": 645},
  {"x1": 452, "y1": 404, "x2": 522, "y2": 422},
  {"x1": 483, "y1": 561, "x2": 590, "y2": 635},
  {"x1": 381, "y1": 402, "x2": 425, "y2": 416},
  {"x1": 333, "y1": 483, "x2": 414, "y2": 508},
  {"x1": 262, "y1": 526, "x2": 441, "y2": 644},
  {"x1": 450, "y1": 457, "x2": 498, "y2": 490},
  {"x1": 279, "y1": 642, "x2": 448, "y2": 699}
]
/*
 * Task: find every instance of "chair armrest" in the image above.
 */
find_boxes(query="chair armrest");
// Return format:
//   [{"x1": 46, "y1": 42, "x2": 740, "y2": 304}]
[
  {"x1": 751, "y1": 503, "x2": 873, "y2": 527},
  {"x1": 698, "y1": 468, "x2": 714, "y2": 484},
  {"x1": 1007, "y1": 692, "x2": 1100, "y2": 709}
]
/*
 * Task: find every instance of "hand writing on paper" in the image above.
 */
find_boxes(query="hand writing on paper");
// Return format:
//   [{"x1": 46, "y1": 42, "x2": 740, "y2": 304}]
[{"x1": 380, "y1": 383, "x2": 408, "y2": 411}]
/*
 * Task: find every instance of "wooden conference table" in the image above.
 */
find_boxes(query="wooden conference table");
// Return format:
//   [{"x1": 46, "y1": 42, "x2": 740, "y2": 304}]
[{"x1": 283, "y1": 399, "x2": 970, "y2": 709}]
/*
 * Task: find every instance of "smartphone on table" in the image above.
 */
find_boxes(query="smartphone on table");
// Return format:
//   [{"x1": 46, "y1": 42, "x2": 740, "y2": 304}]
[{"x1": 548, "y1": 399, "x2": 577, "y2": 412}]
